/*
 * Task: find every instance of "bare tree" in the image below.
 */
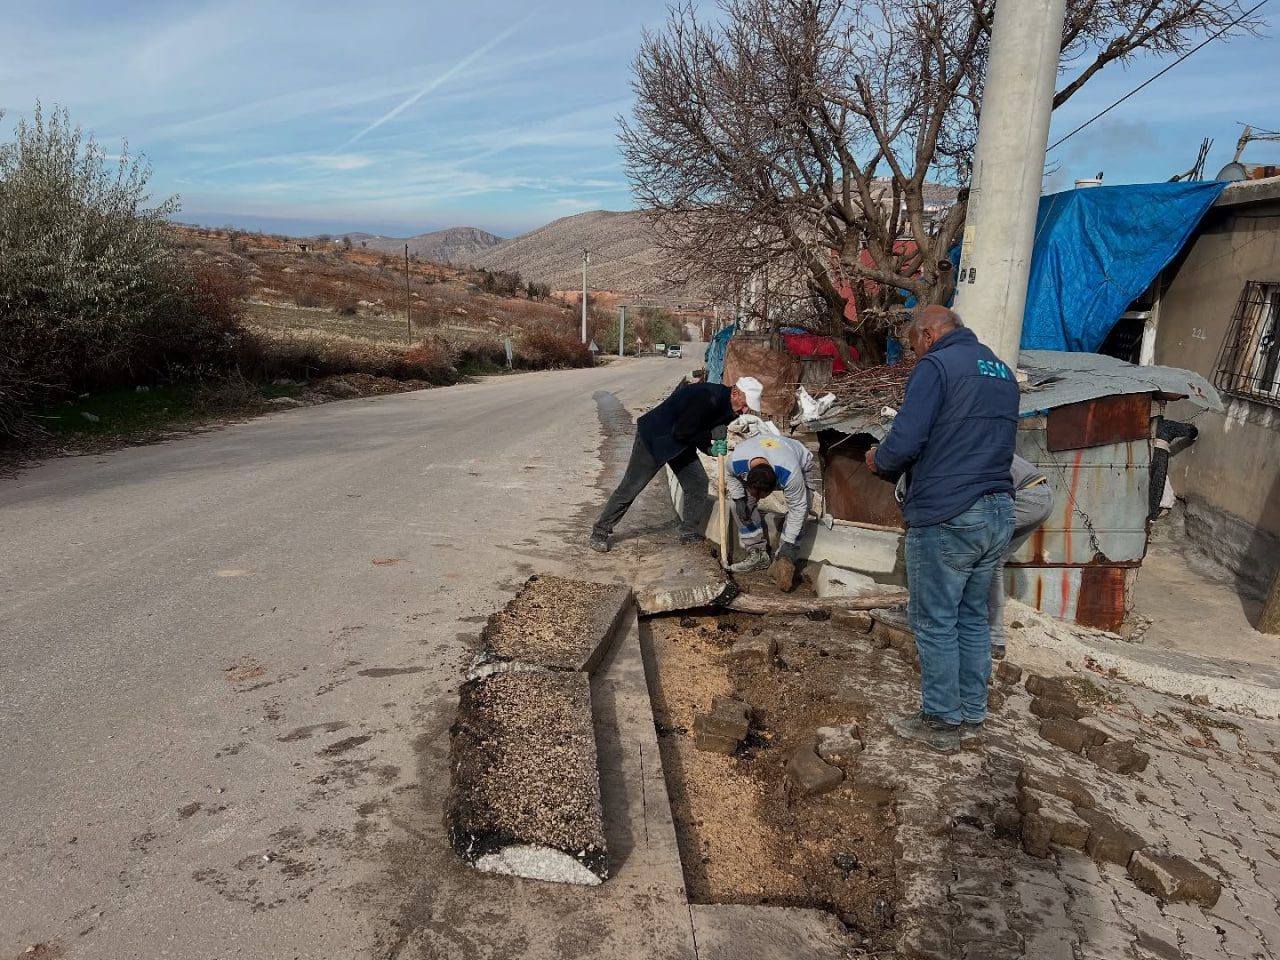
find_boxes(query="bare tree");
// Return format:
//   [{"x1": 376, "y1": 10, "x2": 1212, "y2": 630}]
[{"x1": 621, "y1": 0, "x2": 1255, "y2": 364}]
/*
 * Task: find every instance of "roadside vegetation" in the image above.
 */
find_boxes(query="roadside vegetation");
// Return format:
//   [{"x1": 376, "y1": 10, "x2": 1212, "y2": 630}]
[{"x1": 0, "y1": 104, "x2": 597, "y2": 453}]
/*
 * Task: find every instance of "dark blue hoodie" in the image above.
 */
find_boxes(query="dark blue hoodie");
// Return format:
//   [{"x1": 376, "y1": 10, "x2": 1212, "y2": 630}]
[
  {"x1": 637, "y1": 382, "x2": 736, "y2": 464},
  {"x1": 872, "y1": 327, "x2": 1018, "y2": 526}
]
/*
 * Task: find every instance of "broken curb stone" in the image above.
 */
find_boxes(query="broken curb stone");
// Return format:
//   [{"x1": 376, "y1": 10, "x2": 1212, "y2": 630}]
[
  {"x1": 447, "y1": 671, "x2": 608, "y2": 885},
  {"x1": 1022, "y1": 798, "x2": 1090, "y2": 856},
  {"x1": 816, "y1": 723, "x2": 863, "y2": 759},
  {"x1": 1086, "y1": 739, "x2": 1151, "y2": 775},
  {"x1": 1016, "y1": 764, "x2": 1096, "y2": 809},
  {"x1": 1128, "y1": 851, "x2": 1222, "y2": 907},
  {"x1": 1025, "y1": 673, "x2": 1076, "y2": 699},
  {"x1": 786, "y1": 744, "x2": 844, "y2": 797}
]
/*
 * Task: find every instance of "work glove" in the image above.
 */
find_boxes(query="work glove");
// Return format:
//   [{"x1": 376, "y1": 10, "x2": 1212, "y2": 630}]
[
  {"x1": 778, "y1": 540, "x2": 801, "y2": 563},
  {"x1": 711, "y1": 424, "x2": 728, "y2": 441}
]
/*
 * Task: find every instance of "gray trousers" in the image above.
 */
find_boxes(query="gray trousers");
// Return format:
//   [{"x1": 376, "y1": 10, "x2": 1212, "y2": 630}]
[
  {"x1": 989, "y1": 482, "x2": 1054, "y2": 645},
  {"x1": 593, "y1": 435, "x2": 708, "y2": 540}
]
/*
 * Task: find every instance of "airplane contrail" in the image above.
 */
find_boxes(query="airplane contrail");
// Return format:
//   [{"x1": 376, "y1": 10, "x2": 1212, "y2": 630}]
[{"x1": 334, "y1": 20, "x2": 526, "y2": 153}]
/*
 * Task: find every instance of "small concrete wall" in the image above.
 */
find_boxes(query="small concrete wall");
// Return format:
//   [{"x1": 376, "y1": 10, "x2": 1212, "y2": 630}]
[
  {"x1": 1154, "y1": 183, "x2": 1280, "y2": 589},
  {"x1": 667, "y1": 460, "x2": 906, "y2": 584}
]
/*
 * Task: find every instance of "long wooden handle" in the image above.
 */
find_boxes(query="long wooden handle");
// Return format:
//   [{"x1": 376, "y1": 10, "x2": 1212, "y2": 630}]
[
  {"x1": 718, "y1": 453, "x2": 729, "y2": 567},
  {"x1": 724, "y1": 592, "x2": 908, "y2": 614}
]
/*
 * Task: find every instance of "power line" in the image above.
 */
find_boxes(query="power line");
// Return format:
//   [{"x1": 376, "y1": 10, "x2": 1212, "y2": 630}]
[{"x1": 1048, "y1": 0, "x2": 1269, "y2": 153}]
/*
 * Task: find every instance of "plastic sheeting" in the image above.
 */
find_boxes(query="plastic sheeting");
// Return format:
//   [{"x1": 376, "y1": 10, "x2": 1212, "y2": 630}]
[
  {"x1": 1020, "y1": 181, "x2": 1227, "y2": 352},
  {"x1": 704, "y1": 324, "x2": 735, "y2": 383}
]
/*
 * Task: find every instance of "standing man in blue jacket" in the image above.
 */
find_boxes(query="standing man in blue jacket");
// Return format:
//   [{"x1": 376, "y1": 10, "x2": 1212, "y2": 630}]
[
  {"x1": 590, "y1": 377, "x2": 762, "y2": 552},
  {"x1": 866, "y1": 306, "x2": 1018, "y2": 752}
]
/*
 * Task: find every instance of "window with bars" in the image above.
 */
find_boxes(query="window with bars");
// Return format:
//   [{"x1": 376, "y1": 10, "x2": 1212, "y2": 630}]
[{"x1": 1213, "y1": 281, "x2": 1280, "y2": 406}]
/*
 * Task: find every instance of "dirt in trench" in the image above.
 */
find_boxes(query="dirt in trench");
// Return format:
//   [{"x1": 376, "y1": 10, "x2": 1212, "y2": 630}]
[{"x1": 645, "y1": 604, "x2": 900, "y2": 952}]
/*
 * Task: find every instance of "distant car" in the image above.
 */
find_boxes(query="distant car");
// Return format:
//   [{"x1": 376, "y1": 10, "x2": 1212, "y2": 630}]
[{"x1": 666, "y1": 344, "x2": 683, "y2": 358}]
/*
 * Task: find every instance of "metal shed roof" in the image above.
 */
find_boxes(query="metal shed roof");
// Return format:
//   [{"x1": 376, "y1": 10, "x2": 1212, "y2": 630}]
[{"x1": 809, "y1": 350, "x2": 1222, "y2": 438}]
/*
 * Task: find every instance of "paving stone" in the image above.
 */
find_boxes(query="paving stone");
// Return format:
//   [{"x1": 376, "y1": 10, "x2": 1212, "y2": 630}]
[
  {"x1": 1134, "y1": 928, "x2": 1183, "y2": 960},
  {"x1": 1022, "y1": 929, "x2": 1079, "y2": 960},
  {"x1": 995, "y1": 661, "x2": 1023, "y2": 685},
  {"x1": 1129, "y1": 850, "x2": 1223, "y2": 907},
  {"x1": 728, "y1": 634, "x2": 777, "y2": 664},
  {"x1": 815, "y1": 723, "x2": 863, "y2": 759},
  {"x1": 1039, "y1": 717, "x2": 1104, "y2": 754},
  {"x1": 1025, "y1": 673, "x2": 1075, "y2": 698},
  {"x1": 694, "y1": 697, "x2": 751, "y2": 754},
  {"x1": 901, "y1": 926, "x2": 955, "y2": 960},
  {"x1": 785, "y1": 744, "x2": 843, "y2": 798},
  {"x1": 1017, "y1": 763, "x2": 1097, "y2": 809},
  {"x1": 1171, "y1": 918, "x2": 1229, "y2": 958},
  {"x1": 949, "y1": 856, "x2": 1008, "y2": 897},
  {"x1": 1087, "y1": 739, "x2": 1152, "y2": 775},
  {"x1": 962, "y1": 942, "x2": 1023, "y2": 960},
  {"x1": 951, "y1": 895, "x2": 1021, "y2": 946},
  {"x1": 1011, "y1": 878, "x2": 1072, "y2": 928},
  {"x1": 1076, "y1": 807, "x2": 1146, "y2": 867},
  {"x1": 1075, "y1": 918, "x2": 1138, "y2": 959},
  {"x1": 1031, "y1": 695, "x2": 1091, "y2": 721}
]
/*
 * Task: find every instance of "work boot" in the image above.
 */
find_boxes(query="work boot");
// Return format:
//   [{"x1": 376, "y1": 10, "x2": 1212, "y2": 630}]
[
  {"x1": 727, "y1": 548, "x2": 770, "y2": 573},
  {"x1": 589, "y1": 533, "x2": 610, "y2": 553},
  {"x1": 960, "y1": 721, "x2": 985, "y2": 749},
  {"x1": 890, "y1": 711, "x2": 960, "y2": 754}
]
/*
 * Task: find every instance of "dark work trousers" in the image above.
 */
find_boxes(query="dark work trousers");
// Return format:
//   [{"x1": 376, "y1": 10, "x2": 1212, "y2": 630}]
[{"x1": 592, "y1": 435, "x2": 709, "y2": 540}]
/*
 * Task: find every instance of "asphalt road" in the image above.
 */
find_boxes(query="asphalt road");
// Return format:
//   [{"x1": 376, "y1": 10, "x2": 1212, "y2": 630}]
[{"x1": 1, "y1": 355, "x2": 694, "y2": 959}]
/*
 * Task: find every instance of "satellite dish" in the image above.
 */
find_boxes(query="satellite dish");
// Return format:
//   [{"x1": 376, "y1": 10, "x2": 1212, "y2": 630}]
[{"x1": 1216, "y1": 162, "x2": 1248, "y2": 181}]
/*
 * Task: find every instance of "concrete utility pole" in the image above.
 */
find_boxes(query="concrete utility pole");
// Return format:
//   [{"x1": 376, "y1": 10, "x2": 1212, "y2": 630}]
[
  {"x1": 405, "y1": 244, "x2": 412, "y2": 340},
  {"x1": 952, "y1": 0, "x2": 1068, "y2": 370},
  {"x1": 581, "y1": 249, "x2": 590, "y2": 344},
  {"x1": 618, "y1": 305, "x2": 627, "y2": 357}
]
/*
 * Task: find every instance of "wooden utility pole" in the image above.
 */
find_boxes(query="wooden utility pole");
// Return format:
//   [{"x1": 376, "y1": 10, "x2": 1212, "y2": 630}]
[
  {"x1": 405, "y1": 244, "x2": 412, "y2": 341},
  {"x1": 1259, "y1": 570, "x2": 1280, "y2": 636}
]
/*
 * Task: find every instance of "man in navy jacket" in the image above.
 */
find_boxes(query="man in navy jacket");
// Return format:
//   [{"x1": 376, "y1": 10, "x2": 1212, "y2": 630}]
[
  {"x1": 590, "y1": 377, "x2": 761, "y2": 552},
  {"x1": 867, "y1": 306, "x2": 1017, "y2": 752}
]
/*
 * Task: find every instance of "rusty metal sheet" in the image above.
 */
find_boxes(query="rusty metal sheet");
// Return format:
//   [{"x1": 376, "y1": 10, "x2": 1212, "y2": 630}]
[
  {"x1": 1005, "y1": 566, "x2": 1134, "y2": 633},
  {"x1": 1046, "y1": 392, "x2": 1152, "y2": 452},
  {"x1": 1009, "y1": 430, "x2": 1150, "y2": 564},
  {"x1": 820, "y1": 439, "x2": 904, "y2": 527}
]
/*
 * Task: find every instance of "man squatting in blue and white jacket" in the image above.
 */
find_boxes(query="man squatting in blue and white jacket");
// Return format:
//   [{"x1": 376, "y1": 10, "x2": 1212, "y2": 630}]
[{"x1": 724, "y1": 435, "x2": 821, "y2": 590}]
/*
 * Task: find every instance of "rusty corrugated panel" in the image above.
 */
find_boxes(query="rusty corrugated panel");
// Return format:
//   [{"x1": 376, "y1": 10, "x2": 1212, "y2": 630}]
[
  {"x1": 1010, "y1": 430, "x2": 1150, "y2": 564},
  {"x1": 1046, "y1": 392, "x2": 1151, "y2": 452}
]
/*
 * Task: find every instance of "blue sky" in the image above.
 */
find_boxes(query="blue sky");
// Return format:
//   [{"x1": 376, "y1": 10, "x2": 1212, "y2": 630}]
[{"x1": 1, "y1": 0, "x2": 1275, "y2": 238}]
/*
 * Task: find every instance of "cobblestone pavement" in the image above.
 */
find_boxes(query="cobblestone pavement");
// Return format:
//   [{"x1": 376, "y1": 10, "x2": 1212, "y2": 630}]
[{"x1": 822, "y1": 613, "x2": 1280, "y2": 960}]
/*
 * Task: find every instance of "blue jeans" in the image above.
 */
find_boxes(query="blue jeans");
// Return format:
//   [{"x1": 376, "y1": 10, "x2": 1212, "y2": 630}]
[{"x1": 905, "y1": 494, "x2": 1015, "y2": 725}]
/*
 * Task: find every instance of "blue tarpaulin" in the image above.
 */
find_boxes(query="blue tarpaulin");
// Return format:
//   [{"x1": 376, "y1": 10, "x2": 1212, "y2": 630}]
[
  {"x1": 1020, "y1": 181, "x2": 1227, "y2": 352},
  {"x1": 704, "y1": 323, "x2": 735, "y2": 383}
]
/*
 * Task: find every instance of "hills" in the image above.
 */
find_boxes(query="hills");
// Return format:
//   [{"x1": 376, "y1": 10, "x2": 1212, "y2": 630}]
[{"x1": 343, "y1": 226, "x2": 505, "y2": 265}]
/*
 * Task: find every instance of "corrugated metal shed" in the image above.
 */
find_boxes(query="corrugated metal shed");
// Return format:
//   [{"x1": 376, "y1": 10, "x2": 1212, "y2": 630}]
[{"x1": 805, "y1": 351, "x2": 1222, "y2": 632}]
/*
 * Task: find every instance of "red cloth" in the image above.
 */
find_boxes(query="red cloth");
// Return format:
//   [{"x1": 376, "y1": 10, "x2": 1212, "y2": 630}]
[{"x1": 783, "y1": 333, "x2": 855, "y2": 374}]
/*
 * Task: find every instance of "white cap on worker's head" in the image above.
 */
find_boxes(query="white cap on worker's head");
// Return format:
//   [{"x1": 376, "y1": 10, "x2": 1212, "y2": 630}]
[{"x1": 735, "y1": 376, "x2": 764, "y2": 412}]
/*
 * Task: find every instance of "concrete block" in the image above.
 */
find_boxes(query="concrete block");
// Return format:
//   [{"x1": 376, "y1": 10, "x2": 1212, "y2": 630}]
[
  {"x1": 765, "y1": 512, "x2": 903, "y2": 577},
  {"x1": 1025, "y1": 673, "x2": 1075, "y2": 699},
  {"x1": 1128, "y1": 851, "x2": 1222, "y2": 907},
  {"x1": 994, "y1": 661, "x2": 1023, "y2": 685},
  {"x1": 1017, "y1": 763, "x2": 1097, "y2": 807},
  {"x1": 1076, "y1": 808, "x2": 1146, "y2": 866},
  {"x1": 1030, "y1": 695, "x2": 1090, "y2": 721},
  {"x1": 815, "y1": 564, "x2": 881, "y2": 598},
  {"x1": 815, "y1": 723, "x2": 863, "y2": 759},
  {"x1": 448, "y1": 671, "x2": 607, "y2": 884},
  {"x1": 729, "y1": 635, "x2": 777, "y2": 664},
  {"x1": 695, "y1": 697, "x2": 751, "y2": 754},
  {"x1": 1038, "y1": 717, "x2": 1104, "y2": 754},
  {"x1": 1086, "y1": 739, "x2": 1150, "y2": 775},
  {"x1": 786, "y1": 744, "x2": 843, "y2": 798},
  {"x1": 478, "y1": 575, "x2": 632, "y2": 674}
]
